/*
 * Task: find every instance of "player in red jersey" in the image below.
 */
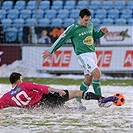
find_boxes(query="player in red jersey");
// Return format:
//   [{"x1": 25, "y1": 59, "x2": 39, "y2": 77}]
[{"x1": 0, "y1": 72, "x2": 117, "y2": 110}]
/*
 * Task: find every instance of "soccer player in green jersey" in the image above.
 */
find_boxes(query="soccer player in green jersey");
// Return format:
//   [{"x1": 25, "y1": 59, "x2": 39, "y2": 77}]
[{"x1": 42, "y1": 8, "x2": 109, "y2": 107}]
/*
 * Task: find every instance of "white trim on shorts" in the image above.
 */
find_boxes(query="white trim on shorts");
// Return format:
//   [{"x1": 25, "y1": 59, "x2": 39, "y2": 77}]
[{"x1": 77, "y1": 52, "x2": 98, "y2": 75}]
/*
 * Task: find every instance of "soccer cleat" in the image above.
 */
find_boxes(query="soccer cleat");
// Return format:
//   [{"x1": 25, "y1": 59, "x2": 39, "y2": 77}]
[{"x1": 99, "y1": 96, "x2": 118, "y2": 108}]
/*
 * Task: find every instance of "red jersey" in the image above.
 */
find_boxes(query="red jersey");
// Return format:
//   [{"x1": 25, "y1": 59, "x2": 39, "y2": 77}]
[{"x1": 0, "y1": 82, "x2": 49, "y2": 109}]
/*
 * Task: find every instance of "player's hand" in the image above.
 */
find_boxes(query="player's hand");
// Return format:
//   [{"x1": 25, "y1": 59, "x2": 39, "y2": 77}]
[
  {"x1": 42, "y1": 50, "x2": 51, "y2": 60},
  {"x1": 57, "y1": 90, "x2": 66, "y2": 97},
  {"x1": 101, "y1": 27, "x2": 109, "y2": 34}
]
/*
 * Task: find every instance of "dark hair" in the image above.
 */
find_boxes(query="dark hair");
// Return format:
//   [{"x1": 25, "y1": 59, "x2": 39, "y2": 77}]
[
  {"x1": 9, "y1": 72, "x2": 22, "y2": 84},
  {"x1": 79, "y1": 8, "x2": 91, "y2": 18}
]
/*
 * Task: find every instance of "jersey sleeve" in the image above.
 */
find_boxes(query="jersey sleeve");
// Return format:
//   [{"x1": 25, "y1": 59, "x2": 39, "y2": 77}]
[
  {"x1": 0, "y1": 94, "x2": 11, "y2": 109},
  {"x1": 28, "y1": 82, "x2": 49, "y2": 94},
  {"x1": 91, "y1": 23, "x2": 105, "y2": 39},
  {"x1": 0, "y1": 99, "x2": 2, "y2": 109},
  {"x1": 0, "y1": 97, "x2": 5, "y2": 109},
  {"x1": 48, "y1": 24, "x2": 74, "y2": 54}
]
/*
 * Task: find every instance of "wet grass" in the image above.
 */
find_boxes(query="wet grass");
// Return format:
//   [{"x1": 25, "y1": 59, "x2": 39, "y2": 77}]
[{"x1": 0, "y1": 78, "x2": 132, "y2": 86}]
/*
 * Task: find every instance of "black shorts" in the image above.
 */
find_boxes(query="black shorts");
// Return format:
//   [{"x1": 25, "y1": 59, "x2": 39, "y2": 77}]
[{"x1": 40, "y1": 90, "x2": 69, "y2": 109}]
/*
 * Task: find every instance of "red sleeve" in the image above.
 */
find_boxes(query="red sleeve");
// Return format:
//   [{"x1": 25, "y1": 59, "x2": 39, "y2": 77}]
[
  {"x1": 0, "y1": 97, "x2": 7, "y2": 109},
  {"x1": 28, "y1": 82, "x2": 49, "y2": 94},
  {"x1": 0, "y1": 93, "x2": 11, "y2": 109},
  {"x1": 0, "y1": 99, "x2": 2, "y2": 109}
]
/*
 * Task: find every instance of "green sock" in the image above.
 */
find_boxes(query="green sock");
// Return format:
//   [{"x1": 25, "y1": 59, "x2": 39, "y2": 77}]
[
  {"x1": 92, "y1": 80, "x2": 102, "y2": 96},
  {"x1": 76, "y1": 81, "x2": 89, "y2": 103}
]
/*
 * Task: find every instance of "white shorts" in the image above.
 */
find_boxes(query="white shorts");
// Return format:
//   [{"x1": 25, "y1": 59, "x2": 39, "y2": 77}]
[{"x1": 77, "y1": 52, "x2": 98, "y2": 75}]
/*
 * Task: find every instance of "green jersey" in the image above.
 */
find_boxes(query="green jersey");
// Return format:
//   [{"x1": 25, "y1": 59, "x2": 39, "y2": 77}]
[{"x1": 48, "y1": 22, "x2": 104, "y2": 55}]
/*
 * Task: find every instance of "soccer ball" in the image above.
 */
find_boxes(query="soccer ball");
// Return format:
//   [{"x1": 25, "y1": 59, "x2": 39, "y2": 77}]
[{"x1": 113, "y1": 92, "x2": 126, "y2": 106}]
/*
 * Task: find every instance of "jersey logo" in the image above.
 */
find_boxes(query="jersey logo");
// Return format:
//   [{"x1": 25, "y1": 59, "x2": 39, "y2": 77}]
[
  {"x1": 10, "y1": 86, "x2": 22, "y2": 96},
  {"x1": 83, "y1": 36, "x2": 93, "y2": 45},
  {"x1": 87, "y1": 64, "x2": 91, "y2": 69},
  {"x1": 79, "y1": 31, "x2": 92, "y2": 36}
]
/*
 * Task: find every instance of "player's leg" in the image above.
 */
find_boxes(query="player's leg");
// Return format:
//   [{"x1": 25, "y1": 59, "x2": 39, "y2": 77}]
[
  {"x1": 76, "y1": 74, "x2": 92, "y2": 103},
  {"x1": 76, "y1": 53, "x2": 94, "y2": 104},
  {"x1": 91, "y1": 67, "x2": 102, "y2": 96},
  {"x1": 77, "y1": 52, "x2": 102, "y2": 96},
  {"x1": 40, "y1": 90, "x2": 117, "y2": 109},
  {"x1": 68, "y1": 90, "x2": 117, "y2": 107},
  {"x1": 40, "y1": 90, "x2": 101, "y2": 109},
  {"x1": 69, "y1": 90, "x2": 100, "y2": 100}
]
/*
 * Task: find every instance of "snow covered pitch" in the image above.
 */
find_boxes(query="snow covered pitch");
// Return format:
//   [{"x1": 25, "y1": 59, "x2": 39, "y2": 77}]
[{"x1": 0, "y1": 84, "x2": 132, "y2": 133}]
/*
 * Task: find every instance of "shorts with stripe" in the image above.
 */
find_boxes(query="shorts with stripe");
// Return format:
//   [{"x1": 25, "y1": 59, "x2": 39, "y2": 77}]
[{"x1": 77, "y1": 52, "x2": 98, "y2": 75}]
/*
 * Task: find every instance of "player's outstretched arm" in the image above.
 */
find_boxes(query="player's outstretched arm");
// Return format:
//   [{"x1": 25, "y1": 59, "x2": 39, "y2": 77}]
[
  {"x1": 48, "y1": 87, "x2": 66, "y2": 97},
  {"x1": 42, "y1": 50, "x2": 51, "y2": 60}
]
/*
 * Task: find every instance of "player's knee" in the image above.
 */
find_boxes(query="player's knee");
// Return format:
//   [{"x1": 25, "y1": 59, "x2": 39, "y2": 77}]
[
  {"x1": 84, "y1": 75, "x2": 92, "y2": 85},
  {"x1": 92, "y1": 68, "x2": 101, "y2": 79},
  {"x1": 85, "y1": 79, "x2": 92, "y2": 85}
]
